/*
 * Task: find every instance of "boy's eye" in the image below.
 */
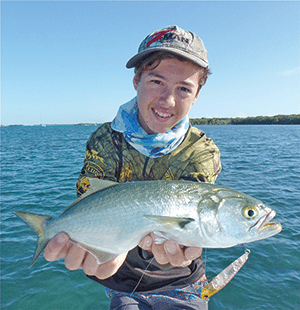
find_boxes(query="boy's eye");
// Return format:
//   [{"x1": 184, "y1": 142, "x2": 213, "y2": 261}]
[
  {"x1": 179, "y1": 87, "x2": 191, "y2": 93},
  {"x1": 151, "y1": 80, "x2": 162, "y2": 85}
]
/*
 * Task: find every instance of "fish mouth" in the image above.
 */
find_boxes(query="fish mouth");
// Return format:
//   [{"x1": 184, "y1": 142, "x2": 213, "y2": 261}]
[{"x1": 250, "y1": 210, "x2": 282, "y2": 236}]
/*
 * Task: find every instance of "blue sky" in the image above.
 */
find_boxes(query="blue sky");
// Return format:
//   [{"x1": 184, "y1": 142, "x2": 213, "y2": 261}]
[{"x1": 2, "y1": 1, "x2": 299, "y2": 125}]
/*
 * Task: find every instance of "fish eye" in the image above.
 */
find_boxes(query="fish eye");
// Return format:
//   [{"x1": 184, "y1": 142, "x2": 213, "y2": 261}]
[{"x1": 243, "y1": 206, "x2": 258, "y2": 219}]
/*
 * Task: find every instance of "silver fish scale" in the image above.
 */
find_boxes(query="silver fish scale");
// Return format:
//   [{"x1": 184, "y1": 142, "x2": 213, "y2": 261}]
[
  {"x1": 14, "y1": 180, "x2": 282, "y2": 266},
  {"x1": 45, "y1": 181, "x2": 203, "y2": 254},
  {"x1": 44, "y1": 180, "x2": 279, "y2": 252}
]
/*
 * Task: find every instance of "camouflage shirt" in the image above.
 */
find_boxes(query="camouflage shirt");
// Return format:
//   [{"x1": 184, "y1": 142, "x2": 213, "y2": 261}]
[
  {"x1": 77, "y1": 123, "x2": 221, "y2": 194},
  {"x1": 76, "y1": 122, "x2": 222, "y2": 293}
]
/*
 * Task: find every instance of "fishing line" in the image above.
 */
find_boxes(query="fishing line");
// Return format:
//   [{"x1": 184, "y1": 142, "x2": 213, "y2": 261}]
[
  {"x1": 123, "y1": 257, "x2": 155, "y2": 310},
  {"x1": 204, "y1": 248, "x2": 207, "y2": 272},
  {"x1": 130, "y1": 257, "x2": 155, "y2": 297}
]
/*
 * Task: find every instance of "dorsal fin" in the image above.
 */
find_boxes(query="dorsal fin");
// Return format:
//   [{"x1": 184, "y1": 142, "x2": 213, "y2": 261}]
[
  {"x1": 62, "y1": 179, "x2": 119, "y2": 215},
  {"x1": 81, "y1": 178, "x2": 119, "y2": 198}
]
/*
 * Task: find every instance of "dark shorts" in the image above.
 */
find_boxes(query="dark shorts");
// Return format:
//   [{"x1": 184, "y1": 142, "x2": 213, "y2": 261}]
[
  {"x1": 106, "y1": 275, "x2": 209, "y2": 310},
  {"x1": 109, "y1": 295, "x2": 209, "y2": 310}
]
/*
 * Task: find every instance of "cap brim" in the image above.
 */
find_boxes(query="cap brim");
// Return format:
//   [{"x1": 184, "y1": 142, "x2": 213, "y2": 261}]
[{"x1": 126, "y1": 47, "x2": 208, "y2": 69}]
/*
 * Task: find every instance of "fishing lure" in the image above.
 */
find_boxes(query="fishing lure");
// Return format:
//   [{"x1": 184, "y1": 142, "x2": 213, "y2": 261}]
[
  {"x1": 121, "y1": 248, "x2": 250, "y2": 310},
  {"x1": 201, "y1": 248, "x2": 251, "y2": 299}
]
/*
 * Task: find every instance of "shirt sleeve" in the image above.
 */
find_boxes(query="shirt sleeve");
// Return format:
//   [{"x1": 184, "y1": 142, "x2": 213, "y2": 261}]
[
  {"x1": 76, "y1": 124, "x2": 120, "y2": 196},
  {"x1": 178, "y1": 127, "x2": 222, "y2": 184}
]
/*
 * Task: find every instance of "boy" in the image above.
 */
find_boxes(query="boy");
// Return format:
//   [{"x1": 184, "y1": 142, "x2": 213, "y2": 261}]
[{"x1": 44, "y1": 25, "x2": 221, "y2": 309}]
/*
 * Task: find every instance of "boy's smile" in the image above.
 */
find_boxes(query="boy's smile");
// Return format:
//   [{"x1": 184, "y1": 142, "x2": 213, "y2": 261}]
[{"x1": 134, "y1": 58, "x2": 203, "y2": 134}]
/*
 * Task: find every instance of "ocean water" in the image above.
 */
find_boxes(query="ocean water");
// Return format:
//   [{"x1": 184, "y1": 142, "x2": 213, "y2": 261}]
[{"x1": 1, "y1": 124, "x2": 299, "y2": 310}]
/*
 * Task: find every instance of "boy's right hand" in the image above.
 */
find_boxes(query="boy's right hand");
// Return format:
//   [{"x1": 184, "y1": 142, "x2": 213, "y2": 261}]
[
  {"x1": 44, "y1": 232, "x2": 128, "y2": 280},
  {"x1": 44, "y1": 232, "x2": 202, "y2": 280}
]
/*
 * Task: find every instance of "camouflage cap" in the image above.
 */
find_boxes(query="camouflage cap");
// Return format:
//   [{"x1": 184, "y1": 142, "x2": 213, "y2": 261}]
[{"x1": 126, "y1": 25, "x2": 208, "y2": 69}]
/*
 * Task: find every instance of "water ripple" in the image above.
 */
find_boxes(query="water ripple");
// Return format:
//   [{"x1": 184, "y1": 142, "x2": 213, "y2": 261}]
[{"x1": 1, "y1": 125, "x2": 299, "y2": 309}]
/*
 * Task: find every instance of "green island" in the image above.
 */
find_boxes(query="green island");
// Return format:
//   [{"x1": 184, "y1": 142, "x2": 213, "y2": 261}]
[
  {"x1": 2, "y1": 114, "x2": 299, "y2": 127},
  {"x1": 190, "y1": 114, "x2": 300, "y2": 125}
]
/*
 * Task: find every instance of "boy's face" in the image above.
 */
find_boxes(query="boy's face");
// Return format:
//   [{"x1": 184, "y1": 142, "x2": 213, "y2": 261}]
[{"x1": 134, "y1": 58, "x2": 202, "y2": 134}]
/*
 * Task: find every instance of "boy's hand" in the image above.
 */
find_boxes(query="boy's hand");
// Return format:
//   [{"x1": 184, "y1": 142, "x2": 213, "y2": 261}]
[
  {"x1": 44, "y1": 232, "x2": 202, "y2": 281},
  {"x1": 44, "y1": 232, "x2": 127, "y2": 280},
  {"x1": 138, "y1": 233, "x2": 203, "y2": 267}
]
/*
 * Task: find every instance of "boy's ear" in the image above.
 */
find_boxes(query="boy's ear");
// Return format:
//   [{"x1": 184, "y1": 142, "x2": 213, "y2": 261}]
[
  {"x1": 133, "y1": 75, "x2": 138, "y2": 90},
  {"x1": 193, "y1": 90, "x2": 200, "y2": 103}
]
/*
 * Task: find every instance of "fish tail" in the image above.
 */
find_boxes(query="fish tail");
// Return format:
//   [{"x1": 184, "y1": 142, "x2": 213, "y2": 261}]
[{"x1": 14, "y1": 211, "x2": 53, "y2": 266}]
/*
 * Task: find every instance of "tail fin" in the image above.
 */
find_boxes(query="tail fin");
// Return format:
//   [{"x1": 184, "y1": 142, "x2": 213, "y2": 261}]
[{"x1": 14, "y1": 211, "x2": 53, "y2": 266}]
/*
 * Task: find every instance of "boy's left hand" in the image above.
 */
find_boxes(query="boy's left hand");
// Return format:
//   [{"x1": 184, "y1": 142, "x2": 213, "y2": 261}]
[{"x1": 138, "y1": 233, "x2": 203, "y2": 267}]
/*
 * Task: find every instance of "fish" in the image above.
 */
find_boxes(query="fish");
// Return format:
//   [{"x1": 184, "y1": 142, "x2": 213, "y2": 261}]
[{"x1": 14, "y1": 179, "x2": 282, "y2": 266}]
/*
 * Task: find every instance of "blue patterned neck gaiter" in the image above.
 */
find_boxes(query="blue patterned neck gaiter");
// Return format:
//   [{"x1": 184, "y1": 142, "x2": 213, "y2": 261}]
[{"x1": 111, "y1": 97, "x2": 190, "y2": 158}]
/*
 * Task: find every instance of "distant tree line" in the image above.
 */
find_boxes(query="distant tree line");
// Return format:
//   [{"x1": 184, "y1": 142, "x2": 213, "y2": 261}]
[
  {"x1": 190, "y1": 114, "x2": 300, "y2": 125},
  {"x1": 4, "y1": 114, "x2": 299, "y2": 127}
]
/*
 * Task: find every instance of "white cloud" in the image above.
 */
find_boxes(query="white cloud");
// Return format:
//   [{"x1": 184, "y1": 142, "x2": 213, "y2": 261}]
[{"x1": 279, "y1": 66, "x2": 300, "y2": 76}]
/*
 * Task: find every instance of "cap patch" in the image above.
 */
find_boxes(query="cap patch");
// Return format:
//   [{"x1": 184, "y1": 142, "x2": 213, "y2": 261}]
[{"x1": 146, "y1": 27, "x2": 178, "y2": 47}]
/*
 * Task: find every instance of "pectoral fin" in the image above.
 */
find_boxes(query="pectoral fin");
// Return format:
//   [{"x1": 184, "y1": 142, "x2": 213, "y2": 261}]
[
  {"x1": 69, "y1": 239, "x2": 119, "y2": 264},
  {"x1": 144, "y1": 215, "x2": 195, "y2": 229}
]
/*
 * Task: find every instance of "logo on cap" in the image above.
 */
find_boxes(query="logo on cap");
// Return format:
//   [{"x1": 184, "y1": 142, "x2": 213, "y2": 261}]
[{"x1": 146, "y1": 27, "x2": 189, "y2": 48}]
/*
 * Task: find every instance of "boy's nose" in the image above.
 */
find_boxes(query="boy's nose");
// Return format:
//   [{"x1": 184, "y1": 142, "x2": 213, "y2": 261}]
[{"x1": 160, "y1": 88, "x2": 176, "y2": 107}]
